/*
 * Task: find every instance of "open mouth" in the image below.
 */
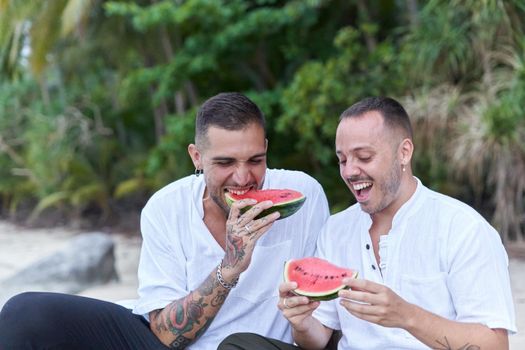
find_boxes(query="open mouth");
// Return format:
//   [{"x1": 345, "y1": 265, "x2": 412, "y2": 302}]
[
  {"x1": 352, "y1": 182, "x2": 372, "y2": 202},
  {"x1": 224, "y1": 186, "x2": 254, "y2": 196}
]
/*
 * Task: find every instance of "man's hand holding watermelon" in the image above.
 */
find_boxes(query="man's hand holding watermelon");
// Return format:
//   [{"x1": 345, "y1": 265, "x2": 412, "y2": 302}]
[{"x1": 221, "y1": 197, "x2": 280, "y2": 283}]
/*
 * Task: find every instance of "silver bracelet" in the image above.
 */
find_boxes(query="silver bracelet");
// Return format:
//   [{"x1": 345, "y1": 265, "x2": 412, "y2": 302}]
[{"x1": 216, "y1": 260, "x2": 239, "y2": 290}]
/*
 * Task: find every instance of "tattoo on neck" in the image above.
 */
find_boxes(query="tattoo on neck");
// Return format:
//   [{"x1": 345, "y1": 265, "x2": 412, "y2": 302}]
[{"x1": 433, "y1": 337, "x2": 481, "y2": 350}]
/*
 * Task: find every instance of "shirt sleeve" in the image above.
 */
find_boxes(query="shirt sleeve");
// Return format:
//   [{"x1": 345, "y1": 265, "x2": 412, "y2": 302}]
[
  {"x1": 132, "y1": 199, "x2": 188, "y2": 317},
  {"x1": 447, "y1": 220, "x2": 516, "y2": 333}
]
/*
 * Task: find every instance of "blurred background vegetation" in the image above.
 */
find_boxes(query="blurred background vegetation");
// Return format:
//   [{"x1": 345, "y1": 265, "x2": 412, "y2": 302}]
[{"x1": 0, "y1": 0, "x2": 524, "y2": 243}]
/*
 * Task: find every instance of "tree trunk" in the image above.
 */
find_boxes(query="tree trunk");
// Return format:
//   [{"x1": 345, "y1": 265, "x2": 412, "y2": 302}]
[
  {"x1": 406, "y1": 0, "x2": 419, "y2": 28},
  {"x1": 356, "y1": 0, "x2": 377, "y2": 52}
]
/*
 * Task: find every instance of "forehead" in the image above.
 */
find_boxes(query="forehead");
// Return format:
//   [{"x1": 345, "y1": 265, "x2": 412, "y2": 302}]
[
  {"x1": 336, "y1": 111, "x2": 387, "y2": 152},
  {"x1": 202, "y1": 123, "x2": 266, "y2": 158}
]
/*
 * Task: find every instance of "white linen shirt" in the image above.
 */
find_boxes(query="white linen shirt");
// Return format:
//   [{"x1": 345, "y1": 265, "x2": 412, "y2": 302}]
[
  {"x1": 132, "y1": 168, "x2": 329, "y2": 350},
  {"x1": 313, "y1": 178, "x2": 516, "y2": 349}
]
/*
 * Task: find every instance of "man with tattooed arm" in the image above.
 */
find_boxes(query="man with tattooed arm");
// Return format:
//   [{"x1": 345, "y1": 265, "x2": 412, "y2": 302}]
[
  {"x1": 0, "y1": 92, "x2": 329, "y2": 349},
  {"x1": 219, "y1": 97, "x2": 516, "y2": 350}
]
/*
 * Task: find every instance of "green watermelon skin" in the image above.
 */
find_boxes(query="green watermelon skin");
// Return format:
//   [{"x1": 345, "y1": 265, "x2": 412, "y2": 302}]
[
  {"x1": 284, "y1": 257, "x2": 358, "y2": 301},
  {"x1": 292, "y1": 289, "x2": 347, "y2": 301},
  {"x1": 225, "y1": 189, "x2": 306, "y2": 220}
]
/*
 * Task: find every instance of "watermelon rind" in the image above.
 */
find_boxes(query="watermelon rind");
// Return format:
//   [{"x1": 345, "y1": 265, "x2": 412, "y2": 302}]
[
  {"x1": 283, "y1": 258, "x2": 358, "y2": 301},
  {"x1": 292, "y1": 286, "x2": 349, "y2": 301},
  {"x1": 224, "y1": 189, "x2": 306, "y2": 220}
]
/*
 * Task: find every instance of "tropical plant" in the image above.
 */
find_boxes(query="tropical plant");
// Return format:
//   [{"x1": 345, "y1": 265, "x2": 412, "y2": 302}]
[
  {"x1": 399, "y1": 0, "x2": 525, "y2": 241},
  {"x1": 0, "y1": 0, "x2": 523, "y2": 240}
]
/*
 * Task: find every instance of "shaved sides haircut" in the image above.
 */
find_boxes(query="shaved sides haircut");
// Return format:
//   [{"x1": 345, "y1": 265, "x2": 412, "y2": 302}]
[
  {"x1": 195, "y1": 92, "x2": 266, "y2": 149},
  {"x1": 340, "y1": 96, "x2": 413, "y2": 141}
]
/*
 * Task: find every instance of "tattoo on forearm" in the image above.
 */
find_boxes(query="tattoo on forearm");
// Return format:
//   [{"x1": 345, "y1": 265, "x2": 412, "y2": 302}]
[
  {"x1": 211, "y1": 289, "x2": 228, "y2": 307},
  {"x1": 153, "y1": 269, "x2": 231, "y2": 348},
  {"x1": 201, "y1": 271, "x2": 219, "y2": 296},
  {"x1": 152, "y1": 310, "x2": 168, "y2": 333},
  {"x1": 170, "y1": 335, "x2": 192, "y2": 349},
  {"x1": 166, "y1": 297, "x2": 207, "y2": 334},
  {"x1": 433, "y1": 337, "x2": 480, "y2": 350}
]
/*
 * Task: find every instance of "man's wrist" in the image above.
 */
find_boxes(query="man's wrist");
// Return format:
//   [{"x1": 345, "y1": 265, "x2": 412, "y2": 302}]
[
  {"x1": 403, "y1": 302, "x2": 422, "y2": 332},
  {"x1": 216, "y1": 260, "x2": 239, "y2": 289}
]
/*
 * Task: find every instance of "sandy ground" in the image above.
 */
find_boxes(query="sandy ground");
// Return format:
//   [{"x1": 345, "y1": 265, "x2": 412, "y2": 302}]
[{"x1": 0, "y1": 221, "x2": 523, "y2": 348}]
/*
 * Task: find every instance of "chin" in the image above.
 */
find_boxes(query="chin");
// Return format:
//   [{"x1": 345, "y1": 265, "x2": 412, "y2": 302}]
[{"x1": 358, "y1": 202, "x2": 375, "y2": 214}]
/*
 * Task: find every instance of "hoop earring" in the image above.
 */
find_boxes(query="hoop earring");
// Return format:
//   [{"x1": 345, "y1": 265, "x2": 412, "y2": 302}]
[{"x1": 195, "y1": 168, "x2": 204, "y2": 177}]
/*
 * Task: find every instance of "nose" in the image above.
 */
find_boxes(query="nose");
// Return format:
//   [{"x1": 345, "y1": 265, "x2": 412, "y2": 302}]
[
  {"x1": 341, "y1": 160, "x2": 360, "y2": 180},
  {"x1": 232, "y1": 163, "x2": 252, "y2": 186}
]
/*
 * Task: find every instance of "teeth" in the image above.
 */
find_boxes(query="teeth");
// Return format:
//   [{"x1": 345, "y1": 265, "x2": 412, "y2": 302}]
[
  {"x1": 228, "y1": 189, "x2": 250, "y2": 195},
  {"x1": 353, "y1": 182, "x2": 372, "y2": 191}
]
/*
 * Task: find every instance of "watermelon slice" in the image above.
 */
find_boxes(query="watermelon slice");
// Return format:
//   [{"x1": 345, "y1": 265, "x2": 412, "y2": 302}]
[
  {"x1": 284, "y1": 257, "x2": 358, "y2": 301},
  {"x1": 224, "y1": 189, "x2": 306, "y2": 220}
]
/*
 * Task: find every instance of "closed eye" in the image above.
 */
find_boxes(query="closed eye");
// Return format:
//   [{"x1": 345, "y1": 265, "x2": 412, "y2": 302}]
[
  {"x1": 215, "y1": 160, "x2": 234, "y2": 166},
  {"x1": 249, "y1": 158, "x2": 264, "y2": 164}
]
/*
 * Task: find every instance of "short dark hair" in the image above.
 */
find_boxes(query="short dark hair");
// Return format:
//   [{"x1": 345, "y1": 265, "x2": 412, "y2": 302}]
[
  {"x1": 195, "y1": 92, "x2": 266, "y2": 147},
  {"x1": 340, "y1": 97, "x2": 413, "y2": 140}
]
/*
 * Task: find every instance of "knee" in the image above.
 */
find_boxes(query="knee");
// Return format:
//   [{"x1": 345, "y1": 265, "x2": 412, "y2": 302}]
[
  {"x1": 0, "y1": 292, "x2": 58, "y2": 333},
  {"x1": 1, "y1": 292, "x2": 36, "y2": 319},
  {"x1": 218, "y1": 333, "x2": 259, "y2": 350},
  {"x1": 218, "y1": 333, "x2": 246, "y2": 350}
]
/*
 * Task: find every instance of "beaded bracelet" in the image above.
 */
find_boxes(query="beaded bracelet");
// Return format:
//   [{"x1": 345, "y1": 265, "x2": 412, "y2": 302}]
[{"x1": 216, "y1": 260, "x2": 239, "y2": 290}]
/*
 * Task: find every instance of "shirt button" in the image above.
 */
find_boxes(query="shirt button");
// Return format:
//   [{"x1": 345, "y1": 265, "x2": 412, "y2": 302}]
[
  {"x1": 366, "y1": 244, "x2": 370, "y2": 250},
  {"x1": 371, "y1": 265, "x2": 376, "y2": 270}
]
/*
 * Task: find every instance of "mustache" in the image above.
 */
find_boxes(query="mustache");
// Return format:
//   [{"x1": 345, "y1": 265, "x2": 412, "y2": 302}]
[{"x1": 346, "y1": 176, "x2": 372, "y2": 183}]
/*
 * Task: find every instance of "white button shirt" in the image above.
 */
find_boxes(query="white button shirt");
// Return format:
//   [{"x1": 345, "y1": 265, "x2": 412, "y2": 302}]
[
  {"x1": 313, "y1": 178, "x2": 516, "y2": 349},
  {"x1": 131, "y1": 169, "x2": 329, "y2": 350}
]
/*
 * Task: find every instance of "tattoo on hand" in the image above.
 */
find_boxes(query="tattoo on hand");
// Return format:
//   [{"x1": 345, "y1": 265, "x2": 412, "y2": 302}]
[
  {"x1": 433, "y1": 337, "x2": 480, "y2": 350},
  {"x1": 223, "y1": 233, "x2": 246, "y2": 267}
]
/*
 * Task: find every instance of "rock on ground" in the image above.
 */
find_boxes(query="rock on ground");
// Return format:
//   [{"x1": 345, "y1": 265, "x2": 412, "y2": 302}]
[{"x1": 0, "y1": 232, "x2": 118, "y2": 307}]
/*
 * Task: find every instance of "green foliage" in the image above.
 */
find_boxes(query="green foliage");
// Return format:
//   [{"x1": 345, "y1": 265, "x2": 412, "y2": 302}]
[{"x1": 0, "y1": 0, "x2": 523, "y2": 239}]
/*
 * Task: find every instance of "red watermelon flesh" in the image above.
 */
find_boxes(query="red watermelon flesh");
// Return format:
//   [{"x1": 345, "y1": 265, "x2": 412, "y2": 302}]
[
  {"x1": 284, "y1": 257, "x2": 358, "y2": 301},
  {"x1": 224, "y1": 189, "x2": 306, "y2": 220}
]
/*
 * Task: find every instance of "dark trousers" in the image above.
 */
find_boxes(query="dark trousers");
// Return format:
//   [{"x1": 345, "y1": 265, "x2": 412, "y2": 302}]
[
  {"x1": 218, "y1": 332, "x2": 342, "y2": 350},
  {"x1": 0, "y1": 292, "x2": 170, "y2": 350},
  {"x1": 218, "y1": 333, "x2": 301, "y2": 350}
]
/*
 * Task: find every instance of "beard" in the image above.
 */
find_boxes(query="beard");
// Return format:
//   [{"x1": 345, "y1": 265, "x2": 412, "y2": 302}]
[
  {"x1": 211, "y1": 192, "x2": 230, "y2": 217},
  {"x1": 362, "y1": 158, "x2": 403, "y2": 215}
]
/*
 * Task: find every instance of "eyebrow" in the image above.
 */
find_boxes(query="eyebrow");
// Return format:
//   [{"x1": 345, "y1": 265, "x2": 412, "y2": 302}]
[
  {"x1": 336, "y1": 147, "x2": 373, "y2": 155},
  {"x1": 211, "y1": 152, "x2": 267, "y2": 161}
]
